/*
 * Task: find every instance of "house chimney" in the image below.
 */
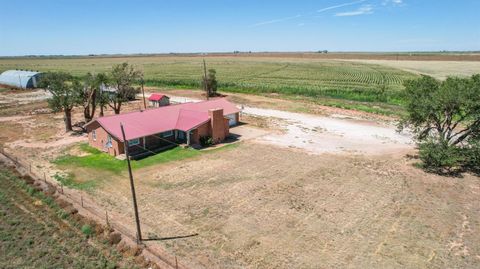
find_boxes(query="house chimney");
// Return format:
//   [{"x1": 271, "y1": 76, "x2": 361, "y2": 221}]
[{"x1": 208, "y1": 108, "x2": 226, "y2": 143}]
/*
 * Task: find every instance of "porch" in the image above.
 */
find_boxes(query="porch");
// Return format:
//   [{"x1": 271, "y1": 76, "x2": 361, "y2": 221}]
[{"x1": 125, "y1": 130, "x2": 196, "y2": 160}]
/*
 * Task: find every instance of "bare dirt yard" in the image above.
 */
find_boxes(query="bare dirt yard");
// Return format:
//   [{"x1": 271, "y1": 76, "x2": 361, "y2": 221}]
[{"x1": 1, "y1": 89, "x2": 479, "y2": 268}]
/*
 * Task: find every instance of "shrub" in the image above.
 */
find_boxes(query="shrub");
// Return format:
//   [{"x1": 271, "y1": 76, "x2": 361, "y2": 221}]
[
  {"x1": 418, "y1": 140, "x2": 463, "y2": 173},
  {"x1": 200, "y1": 136, "x2": 214, "y2": 147},
  {"x1": 81, "y1": 224, "x2": 93, "y2": 237},
  {"x1": 464, "y1": 140, "x2": 480, "y2": 174}
]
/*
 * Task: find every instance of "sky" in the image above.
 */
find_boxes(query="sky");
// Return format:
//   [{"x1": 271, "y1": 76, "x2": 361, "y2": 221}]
[{"x1": 0, "y1": 0, "x2": 479, "y2": 56}]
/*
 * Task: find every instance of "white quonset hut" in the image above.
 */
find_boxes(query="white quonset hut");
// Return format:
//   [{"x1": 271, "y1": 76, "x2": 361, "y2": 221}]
[{"x1": 0, "y1": 70, "x2": 42, "y2": 89}]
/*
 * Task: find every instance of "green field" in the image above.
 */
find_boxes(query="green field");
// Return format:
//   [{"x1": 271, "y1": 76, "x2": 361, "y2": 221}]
[
  {"x1": 0, "y1": 56, "x2": 418, "y2": 106},
  {"x1": 0, "y1": 164, "x2": 139, "y2": 269}
]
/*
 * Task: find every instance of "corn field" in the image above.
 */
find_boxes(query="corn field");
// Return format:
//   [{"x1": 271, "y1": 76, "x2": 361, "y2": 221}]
[{"x1": 0, "y1": 56, "x2": 418, "y2": 104}]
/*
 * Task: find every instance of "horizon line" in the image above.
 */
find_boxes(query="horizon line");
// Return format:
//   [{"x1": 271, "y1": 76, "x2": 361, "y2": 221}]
[{"x1": 1, "y1": 50, "x2": 480, "y2": 58}]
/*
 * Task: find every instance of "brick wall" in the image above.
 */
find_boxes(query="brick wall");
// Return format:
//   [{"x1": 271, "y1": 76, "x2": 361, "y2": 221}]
[
  {"x1": 209, "y1": 109, "x2": 227, "y2": 144},
  {"x1": 87, "y1": 122, "x2": 124, "y2": 156}
]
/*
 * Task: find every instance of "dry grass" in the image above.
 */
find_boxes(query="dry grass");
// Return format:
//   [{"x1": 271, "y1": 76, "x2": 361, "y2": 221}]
[
  {"x1": 59, "y1": 142, "x2": 480, "y2": 269},
  {"x1": 345, "y1": 59, "x2": 480, "y2": 80},
  {"x1": 1, "y1": 85, "x2": 479, "y2": 268}
]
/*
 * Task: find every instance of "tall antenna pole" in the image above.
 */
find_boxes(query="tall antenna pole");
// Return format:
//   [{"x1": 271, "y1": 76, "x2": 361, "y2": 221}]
[
  {"x1": 120, "y1": 123, "x2": 143, "y2": 244},
  {"x1": 141, "y1": 78, "x2": 146, "y2": 109},
  {"x1": 203, "y1": 59, "x2": 209, "y2": 100}
]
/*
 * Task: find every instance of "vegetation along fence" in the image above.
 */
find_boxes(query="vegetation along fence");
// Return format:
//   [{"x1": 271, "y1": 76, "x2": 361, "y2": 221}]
[{"x1": 0, "y1": 147, "x2": 187, "y2": 269}]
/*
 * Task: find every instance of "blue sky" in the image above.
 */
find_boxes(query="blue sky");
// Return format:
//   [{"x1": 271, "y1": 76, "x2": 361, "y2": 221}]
[{"x1": 0, "y1": 0, "x2": 479, "y2": 56}]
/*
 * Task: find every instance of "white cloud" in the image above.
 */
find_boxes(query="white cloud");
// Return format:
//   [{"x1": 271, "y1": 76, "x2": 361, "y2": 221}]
[
  {"x1": 335, "y1": 5, "x2": 374, "y2": 16},
  {"x1": 317, "y1": 0, "x2": 365, "y2": 13},
  {"x1": 250, "y1": 14, "x2": 301, "y2": 27},
  {"x1": 382, "y1": 0, "x2": 404, "y2": 6}
]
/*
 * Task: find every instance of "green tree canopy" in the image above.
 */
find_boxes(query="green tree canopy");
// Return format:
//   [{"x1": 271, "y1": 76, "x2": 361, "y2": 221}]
[
  {"x1": 39, "y1": 72, "x2": 82, "y2": 131},
  {"x1": 400, "y1": 74, "x2": 480, "y2": 145},
  {"x1": 400, "y1": 74, "x2": 480, "y2": 173},
  {"x1": 108, "y1": 63, "x2": 143, "y2": 114},
  {"x1": 81, "y1": 72, "x2": 108, "y2": 122},
  {"x1": 202, "y1": 68, "x2": 218, "y2": 98}
]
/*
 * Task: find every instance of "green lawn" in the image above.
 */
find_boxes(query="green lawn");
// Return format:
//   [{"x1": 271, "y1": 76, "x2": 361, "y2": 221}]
[
  {"x1": 55, "y1": 143, "x2": 202, "y2": 174},
  {"x1": 54, "y1": 143, "x2": 239, "y2": 190}
]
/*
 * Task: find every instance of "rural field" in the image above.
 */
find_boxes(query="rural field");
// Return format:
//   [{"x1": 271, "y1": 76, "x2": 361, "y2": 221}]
[
  {"x1": 0, "y1": 163, "x2": 141, "y2": 269},
  {"x1": 2, "y1": 53, "x2": 479, "y2": 115},
  {"x1": 2, "y1": 0, "x2": 479, "y2": 267},
  {"x1": 0, "y1": 78, "x2": 479, "y2": 268}
]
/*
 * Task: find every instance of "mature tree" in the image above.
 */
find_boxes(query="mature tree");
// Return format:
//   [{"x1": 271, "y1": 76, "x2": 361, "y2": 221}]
[
  {"x1": 81, "y1": 72, "x2": 108, "y2": 122},
  {"x1": 108, "y1": 63, "x2": 143, "y2": 114},
  {"x1": 40, "y1": 72, "x2": 82, "y2": 132},
  {"x1": 97, "y1": 88, "x2": 110, "y2": 117},
  {"x1": 399, "y1": 75, "x2": 480, "y2": 145},
  {"x1": 202, "y1": 69, "x2": 218, "y2": 98},
  {"x1": 399, "y1": 74, "x2": 480, "y2": 172}
]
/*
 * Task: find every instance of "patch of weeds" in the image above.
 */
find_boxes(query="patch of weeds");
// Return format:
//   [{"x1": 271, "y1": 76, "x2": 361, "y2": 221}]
[
  {"x1": 81, "y1": 224, "x2": 93, "y2": 237},
  {"x1": 27, "y1": 186, "x2": 36, "y2": 196},
  {"x1": 53, "y1": 172, "x2": 97, "y2": 191},
  {"x1": 203, "y1": 208, "x2": 210, "y2": 216}
]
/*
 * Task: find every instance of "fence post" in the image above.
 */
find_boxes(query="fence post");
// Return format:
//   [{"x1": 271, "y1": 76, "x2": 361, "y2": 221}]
[
  {"x1": 81, "y1": 195, "x2": 84, "y2": 207},
  {"x1": 61, "y1": 184, "x2": 63, "y2": 194},
  {"x1": 106, "y1": 211, "x2": 109, "y2": 226},
  {"x1": 44, "y1": 172, "x2": 46, "y2": 183},
  {"x1": 175, "y1": 256, "x2": 178, "y2": 269}
]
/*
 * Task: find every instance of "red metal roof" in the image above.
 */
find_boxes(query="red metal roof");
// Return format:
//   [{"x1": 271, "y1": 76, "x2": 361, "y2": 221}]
[
  {"x1": 85, "y1": 98, "x2": 240, "y2": 141},
  {"x1": 148, "y1": 93, "x2": 168, "y2": 101}
]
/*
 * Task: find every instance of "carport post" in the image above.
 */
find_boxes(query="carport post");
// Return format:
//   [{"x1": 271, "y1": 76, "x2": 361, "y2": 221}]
[{"x1": 120, "y1": 123, "x2": 143, "y2": 244}]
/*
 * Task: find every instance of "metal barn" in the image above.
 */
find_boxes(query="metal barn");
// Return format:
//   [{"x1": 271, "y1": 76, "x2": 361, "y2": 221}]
[{"x1": 0, "y1": 70, "x2": 42, "y2": 89}]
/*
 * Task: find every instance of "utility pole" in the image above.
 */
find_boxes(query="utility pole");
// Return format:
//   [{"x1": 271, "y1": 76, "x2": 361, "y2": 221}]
[
  {"x1": 141, "y1": 78, "x2": 146, "y2": 110},
  {"x1": 120, "y1": 123, "x2": 143, "y2": 244},
  {"x1": 203, "y1": 59, "x2": 209, "y2": 100}
]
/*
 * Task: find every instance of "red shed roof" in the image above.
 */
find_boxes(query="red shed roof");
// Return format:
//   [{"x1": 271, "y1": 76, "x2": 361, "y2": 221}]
[
  {"x1": 85, "y1": 98, "x2": 240, "y2": 141},
  {"x1": 148, "y1": 93, "x2": 168, "y2": 101}
]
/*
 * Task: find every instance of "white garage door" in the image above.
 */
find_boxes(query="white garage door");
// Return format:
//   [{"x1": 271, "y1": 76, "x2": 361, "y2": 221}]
[{"x1": 226, "y1": 114, "x2": 237, "y2": 126}]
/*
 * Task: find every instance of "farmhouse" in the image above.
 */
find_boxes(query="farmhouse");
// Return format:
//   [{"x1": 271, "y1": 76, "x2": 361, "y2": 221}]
[
  {"x1": 84, "y1": 98, "x2": 240, "y2": 157},
  {"x1": 0, "y1": 70, "x2": 42, "y2": 89},
  {"x1": 148, "y1": 93, "x2": 170, "y2": 107}
]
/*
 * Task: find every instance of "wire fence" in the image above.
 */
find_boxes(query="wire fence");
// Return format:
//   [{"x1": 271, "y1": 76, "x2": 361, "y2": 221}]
[{"x1": 0, "y1": 147, "x2": 187, "y2": 269}]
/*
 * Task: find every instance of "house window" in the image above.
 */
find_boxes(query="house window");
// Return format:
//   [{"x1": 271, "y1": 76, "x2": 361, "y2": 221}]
[
  {"x1": 106, "y1": 135, "x2": 112, "y2": 148},
  {"x1": 92, "y1": 130, "x2": 96, "y2": 141},
  {"x1": 128, "y1": 138, "x2": 140, "y2": 146},
  {"x1": 161, "y1": 130, "x2": 174, "y2": 138}
]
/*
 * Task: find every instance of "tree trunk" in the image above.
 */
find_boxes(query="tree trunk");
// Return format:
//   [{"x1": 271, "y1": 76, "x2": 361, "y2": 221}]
[
  {"x1": 83, "y1": 94, "x2": 97, "y2": 122},
  {"x1": 114, "y1": 103, "x2": 121, "y2": 114},
  {"x1": 84, "y1": 106, "x2": 92, "y2": 122},
  {"x1": 100, "y1": 105, "x2": 104, "y2": 117},
  {"x1": 64, "y1": 109, "x2": 73, "y2": 132}
]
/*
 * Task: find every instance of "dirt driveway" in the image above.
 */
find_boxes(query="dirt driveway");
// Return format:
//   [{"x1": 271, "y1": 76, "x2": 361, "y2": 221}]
[{"x1": 168, "y1": 94, "x2": 413, "y2": 155}]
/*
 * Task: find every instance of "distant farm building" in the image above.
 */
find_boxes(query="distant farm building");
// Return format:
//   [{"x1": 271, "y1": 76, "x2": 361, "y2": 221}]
[
  {"x1": 0, "y1": 70, "x2": 42, "y2": 89},
  {"x1": 148, "y1": 93, "x2": 170, "y2": 107}
]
